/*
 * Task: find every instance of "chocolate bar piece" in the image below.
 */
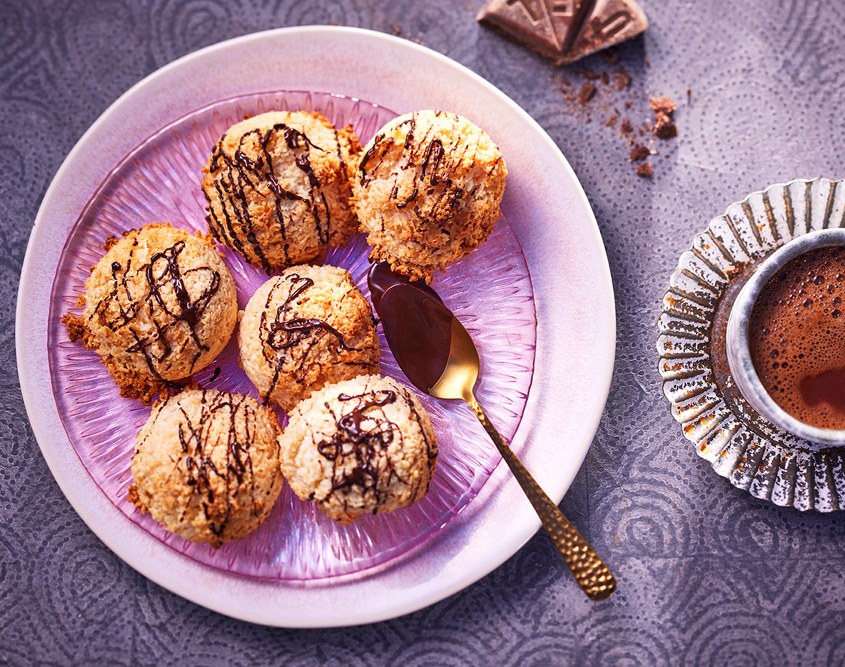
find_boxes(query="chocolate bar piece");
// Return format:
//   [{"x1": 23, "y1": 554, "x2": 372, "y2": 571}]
[{"x1": 477, "y1": 0, "x2": 648, "y2": 66}]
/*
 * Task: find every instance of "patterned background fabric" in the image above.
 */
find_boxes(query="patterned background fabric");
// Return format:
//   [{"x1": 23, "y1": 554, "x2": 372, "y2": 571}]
[{"x1": 3, "y1": 0, "x2": 845, "y2": 664}]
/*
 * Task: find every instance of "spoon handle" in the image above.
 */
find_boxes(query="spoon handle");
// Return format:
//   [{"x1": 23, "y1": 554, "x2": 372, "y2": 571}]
[{"x1": 466, "y1": 395, "x2": 616, "y2": 601}]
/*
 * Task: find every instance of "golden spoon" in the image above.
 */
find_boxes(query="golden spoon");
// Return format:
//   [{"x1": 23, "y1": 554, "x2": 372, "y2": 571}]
[{"x1": 368, "y1": 263, "x2": 616, "y2": 601}]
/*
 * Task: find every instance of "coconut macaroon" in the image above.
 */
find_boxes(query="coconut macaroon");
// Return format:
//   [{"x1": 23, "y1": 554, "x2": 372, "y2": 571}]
[
  {"x1": 202, "y1": 110, "x2": 361, "y2": 273},
  {"x1": 239, "y1": 264, "x2": 380, "y2": 412},
  {"x1": 353, "y1": 110, "x2": 507, "y2": 282},
  {"x1": 62, "y1": 223, "x2": 238, "y2": 404},
  {"x1": 128, "y1": 389, "x2": 284, "y2": 548},
  {"x1": 279, "y1": 375, "x2": 438, "y2": 524}
]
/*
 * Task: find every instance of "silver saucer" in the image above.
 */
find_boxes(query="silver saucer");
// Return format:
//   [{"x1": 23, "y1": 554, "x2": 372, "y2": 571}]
[{"x1": 658, "y1": 177, "x2": 845, "y2": 512}]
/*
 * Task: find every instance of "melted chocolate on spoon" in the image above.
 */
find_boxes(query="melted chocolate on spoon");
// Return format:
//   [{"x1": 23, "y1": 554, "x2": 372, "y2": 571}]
[{"x1": 367, "y1": 262, "x2": 452, "y2": 393}]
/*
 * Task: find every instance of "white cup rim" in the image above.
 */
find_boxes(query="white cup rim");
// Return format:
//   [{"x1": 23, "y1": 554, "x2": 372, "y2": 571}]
[{"x1": 726, "y1": 227, "x2": 845, "y2": 446}]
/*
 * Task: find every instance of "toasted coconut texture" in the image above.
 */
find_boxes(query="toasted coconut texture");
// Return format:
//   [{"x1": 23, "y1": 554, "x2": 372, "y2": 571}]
[
  {"x1": 61, "y1": 223, "x2": 238, "y2": 404},
  {"x1": 239, "y1": 264, "x2": 380, "y2": 413},
  {"x1": 278, "y1": 375, "x2": 438, "y2": 524},
  {"x1": 128, "y1": 389, "x2": 284, "y2": 548},
  {"x1": 353, "y1": 109, "x2": 507, "y2": 282},
  {"x1": 202, "y1": 110, "x2": 361, "y2": 273}
]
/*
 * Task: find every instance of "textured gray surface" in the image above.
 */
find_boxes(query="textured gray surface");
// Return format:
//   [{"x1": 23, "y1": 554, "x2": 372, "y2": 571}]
[{"x1": 3, "y1": 0, "x2": 845, "y2": 664}]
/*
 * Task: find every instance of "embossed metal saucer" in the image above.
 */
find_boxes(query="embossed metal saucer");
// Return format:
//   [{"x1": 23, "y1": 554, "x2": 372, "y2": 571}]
[{"x1": 658, "y1": 178, "x2": 845, "y2": 512}]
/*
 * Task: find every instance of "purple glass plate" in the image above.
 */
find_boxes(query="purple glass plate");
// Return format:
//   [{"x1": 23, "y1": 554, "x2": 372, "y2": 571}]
[{"x1": 47, "y1": 90, "x2": 536, "y2": 581}]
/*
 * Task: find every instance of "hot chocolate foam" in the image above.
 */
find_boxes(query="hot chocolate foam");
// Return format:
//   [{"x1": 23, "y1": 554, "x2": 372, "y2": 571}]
[{"x1": 748, "y1": 244, "x2": 845, "y2": 430}]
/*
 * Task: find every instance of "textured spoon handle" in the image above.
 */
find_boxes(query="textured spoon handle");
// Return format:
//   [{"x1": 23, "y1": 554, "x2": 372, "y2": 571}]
[{"x1": 467, "y1": 395, "x2": 616, "y2": 600}]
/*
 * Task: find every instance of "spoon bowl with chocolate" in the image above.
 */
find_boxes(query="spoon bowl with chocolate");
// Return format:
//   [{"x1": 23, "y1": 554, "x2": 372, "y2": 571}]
[
  {"x1": 727, "y1": 228, "x2": 845, "y2": 446},
  {"x1": 368, "y1": 262, "x2": 616, "y2": 600}
]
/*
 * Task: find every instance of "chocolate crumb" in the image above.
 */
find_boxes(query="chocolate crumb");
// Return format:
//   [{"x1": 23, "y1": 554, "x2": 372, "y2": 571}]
[
  {"x1": 686, "y1": 87, "x2": 692, "y2": 104},
  {"x1": 581, "y1": 68, "x2": 601, "y2": 80},
  {"x1": 621, "y1": 119, "x2": 634, "y2": 134},
  {"x1": 389, "y1": 22, "x2": 402, "y2": 35},
  {"x1": 613, "y1": 67, "x2": 631, "y2": 90},
  {"x1": 600, "y1": 72, "x2": 609, "y2": 85},
  {"x1": 629, "y1": 144, "x2": 650, "y2": 162},
  {"x1": 654, "y1": 111, "x2": 677, "y2": 139},
  {"x1": 605, "y1": 113, "x2": 618, "y2": 128},
  {"x1": 649, "y1": 96, "x2": 676, "y2": 114},
  {"x1": 578, "y1": 82, "x2": 597, "y2": 105},
  {"x1": 636, "y1": 163, "x2": 653, "y2": 177},
  {"x1": 600, "y1": 48, "x2": 620, "y2": 65},
  {"x1": 559, "y1": 81, "x2": 576, "y2": 103}
]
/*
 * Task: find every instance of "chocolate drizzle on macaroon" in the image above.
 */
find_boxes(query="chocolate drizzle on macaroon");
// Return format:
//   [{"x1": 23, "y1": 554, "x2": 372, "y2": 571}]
[
  {"x1": 278, "y1": 374, "x2": 438, "y2": 524},
  {"x1": 243, "y1": 266, "x2": 381, "y2": 411},
  {"x1": 317, "y1": 389, "x2": 399, "y2": 497},
  {"x1": 259, "y1": 273, "x2": 349, "y2": 403},
  {"x1": 206, "y1": 124, "x2": 320, "y2": 272},
  {"x1": 202, "y1": 111, "x2": 360, "y2": 273},
  {"x1": 315, "y1": 384, "x2": 437, "y2": 507},
  {"x1": 129, "y1": 388, "x2": 283, "y2": 548},
  {"x1": 62, "y1": 224, "x2": 237, "y2": 404},
  {"x1": 354, "y1": 110, "x2": 507, "y2": 282},
  {"x1": 360, "y1": 124, "x2": 474, "y2": 228},
  {"x1": 98, "y1": 238, "x2": 219, "y2": 378},
  {"x1": 169, "y1": 390, "x2": 258, "y2": 537}
]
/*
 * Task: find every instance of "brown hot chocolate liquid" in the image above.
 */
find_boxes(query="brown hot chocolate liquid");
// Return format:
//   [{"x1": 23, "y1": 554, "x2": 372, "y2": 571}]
[{"x1": 748, "y1": 245, "x2": 845, "y2": 429}]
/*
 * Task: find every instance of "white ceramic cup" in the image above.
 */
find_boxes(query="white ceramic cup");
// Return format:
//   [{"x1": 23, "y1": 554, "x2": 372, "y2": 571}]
[{"x1": 726, "y1": 227, "x2": 845, "y2": 446}]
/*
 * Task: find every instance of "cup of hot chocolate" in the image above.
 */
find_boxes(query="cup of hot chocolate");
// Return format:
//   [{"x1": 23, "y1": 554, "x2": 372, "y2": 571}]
[{"x1": 727, "y1": 228, "x2": 845, "y2": 446}]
